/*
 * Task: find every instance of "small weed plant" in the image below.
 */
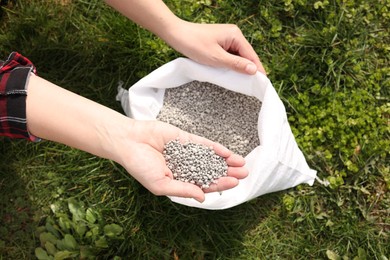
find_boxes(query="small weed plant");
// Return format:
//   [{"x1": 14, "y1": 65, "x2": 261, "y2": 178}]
[{"x1": 35, "y1": 198, "x2": 123, "y2": 259}]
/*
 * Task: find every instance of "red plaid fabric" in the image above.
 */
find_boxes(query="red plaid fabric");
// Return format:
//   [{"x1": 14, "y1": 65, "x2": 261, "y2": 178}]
[{"x1": 0, "y1": 52, "x2": 39, "y2": 141}]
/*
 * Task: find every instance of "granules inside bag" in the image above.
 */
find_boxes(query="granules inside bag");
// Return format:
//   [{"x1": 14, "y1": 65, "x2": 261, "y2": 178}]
[
  {"x1": 157, "y1": 81, "x2": 261, "y2": 156},
  {"x1": 163, "y1": 139, "x2": 228, "y2": 189}
]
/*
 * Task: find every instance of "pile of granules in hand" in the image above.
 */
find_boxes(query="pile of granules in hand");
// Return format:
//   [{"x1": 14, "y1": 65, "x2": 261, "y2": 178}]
[
  {"x1": 157, "y1": 81, "x2": 261, "y2": 156},
  {"x1": 163, "y1": 139, "x2": 228, "y2": 189}
]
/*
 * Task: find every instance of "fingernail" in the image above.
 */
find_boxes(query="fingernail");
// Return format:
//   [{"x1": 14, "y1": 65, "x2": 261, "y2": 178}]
[{"x1": 245, "y1": 63, "x2": 257, "y2": 74}]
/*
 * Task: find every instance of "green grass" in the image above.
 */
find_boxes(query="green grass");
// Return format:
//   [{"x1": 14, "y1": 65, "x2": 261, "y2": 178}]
[{"x1": 0, "y1": 0, "x2": 389, "y2": 259}]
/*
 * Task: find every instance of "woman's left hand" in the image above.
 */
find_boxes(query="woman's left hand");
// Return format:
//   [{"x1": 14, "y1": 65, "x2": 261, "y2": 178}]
[{"x1": 163, "y1": 21, "x2": 266, "y2": 75}]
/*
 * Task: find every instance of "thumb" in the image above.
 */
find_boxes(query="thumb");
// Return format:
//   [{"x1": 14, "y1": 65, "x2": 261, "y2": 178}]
[
  {"x1": 158, "y1": 178, "x2": 206, "y2": 203},
  {"x1": 222, "y1": 52, "x2": 260, "y2": 75}
]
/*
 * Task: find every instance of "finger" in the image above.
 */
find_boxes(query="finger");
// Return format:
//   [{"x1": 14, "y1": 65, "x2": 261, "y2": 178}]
[
  {"x1": 235, "y1": 40, "x2": 267, "y2": 75},
  {"x1": 252, "y1": 59, "x2": 267, "y2": 75},
  {"x1": 225, "y1": 153, "x2": 246, "y2": 167},
  {"x1": 156, "y1": 178, "x2": 206, "y2": 203},
  {"x1": 216, "y1": 33, "x2": 266, "y2": 75},
  {"x1": 223, "y1": 52, "x2": 266, "y2": 75},
  {"x1": 226, "y1": 166, "x2": 249, "y2": 179},
  {"x1": 203, "y1": 176, "x2": 239, "y2": 193},
  {"x1": 227, "y1": 29, "x2": 267, "y2": 75}
]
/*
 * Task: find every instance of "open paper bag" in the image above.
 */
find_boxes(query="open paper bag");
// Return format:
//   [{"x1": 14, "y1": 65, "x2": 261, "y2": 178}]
[{"x1": 116, "y1": 58, "x2": 317, "y2": 210}]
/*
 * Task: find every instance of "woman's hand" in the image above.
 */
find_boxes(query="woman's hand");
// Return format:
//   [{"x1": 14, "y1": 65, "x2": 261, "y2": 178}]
[
  {"x1": 163, "y1": 21, "x2": 266, "y2": 75},
  {"x1": 115, "y1": 120, "x2": 248, "y2": 203}
]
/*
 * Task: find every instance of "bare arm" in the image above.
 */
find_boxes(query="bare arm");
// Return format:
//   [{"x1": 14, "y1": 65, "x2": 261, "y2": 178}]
[
  {"x1": 26, "y1": 74, "x2": 248, "y2": 202},
  {"x1": 104, "y1": 0, "x2": 179, "y2": 40},
  {"x1": 104, "y1": 0, "x2": 266, "y2": 75},
  {"x1": 26, "y1": 74, "x2": 130, "y2": 162}
]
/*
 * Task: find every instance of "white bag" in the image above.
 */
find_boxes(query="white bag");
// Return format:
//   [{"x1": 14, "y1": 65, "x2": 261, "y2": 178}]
[{"x1": 116, "y1": 58, "x2": 318, "y2": 210}]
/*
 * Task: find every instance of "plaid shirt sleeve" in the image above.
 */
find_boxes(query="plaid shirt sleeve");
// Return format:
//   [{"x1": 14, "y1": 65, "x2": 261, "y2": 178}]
[{"x1": 0, "y1": 52, "x2": 40, "y2": 142}]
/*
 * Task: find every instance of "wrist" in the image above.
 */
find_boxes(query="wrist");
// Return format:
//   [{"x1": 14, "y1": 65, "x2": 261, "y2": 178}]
[
  {"x1": 97, "y1": 115, "x2": 138, "y2": 165},
  {"x1": 154, "y1": 15, "x2": 185, "y2": 43}
]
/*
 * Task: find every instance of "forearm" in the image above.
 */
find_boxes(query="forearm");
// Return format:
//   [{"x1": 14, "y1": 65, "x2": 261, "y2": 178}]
[
  {"x1": 26, "y1": 73, "x2": 133, "y2": 163},
  {"x1": 104, "y1": 0, "x2": 181, "y2": 42}
]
